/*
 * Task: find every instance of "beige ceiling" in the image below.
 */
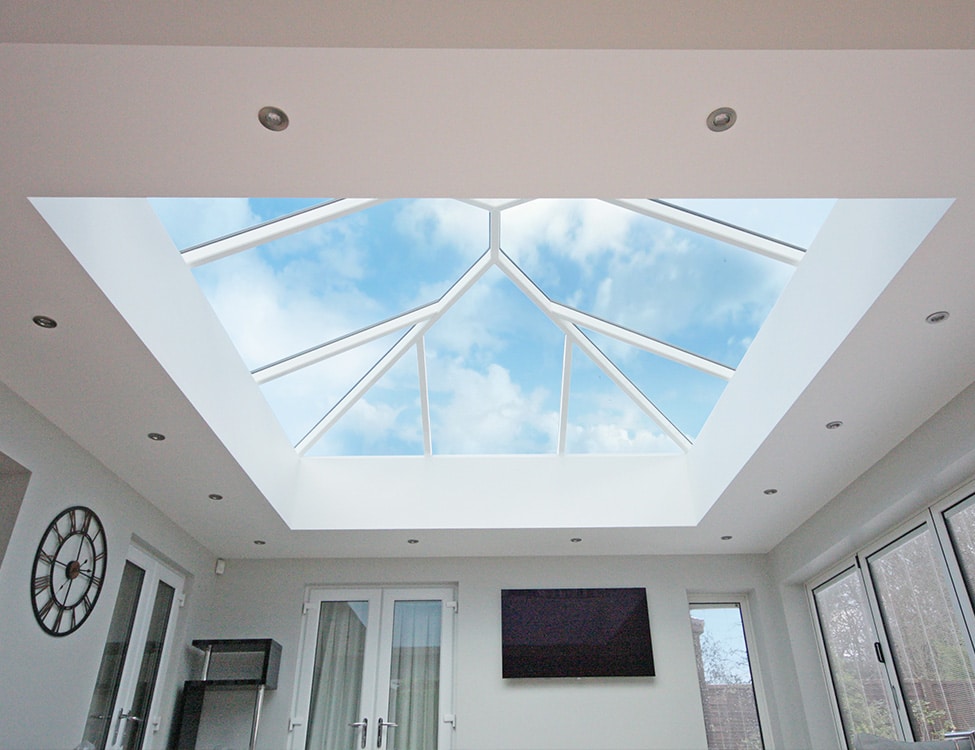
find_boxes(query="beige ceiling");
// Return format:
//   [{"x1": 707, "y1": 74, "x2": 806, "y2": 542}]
[{"x1": 2, "y1": 2, "x2": 975, "y2": 559}]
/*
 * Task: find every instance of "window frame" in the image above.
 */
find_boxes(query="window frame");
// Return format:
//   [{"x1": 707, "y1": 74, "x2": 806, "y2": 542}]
[
  {"x1": 807, "y1": 479, "x2": 975, "y2": 748},
  {"x1": 688, "y1": 593, "x2": 773, "y2": 750}
]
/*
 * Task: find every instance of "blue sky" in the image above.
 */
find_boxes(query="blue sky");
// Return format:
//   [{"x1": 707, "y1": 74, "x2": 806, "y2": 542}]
[{"x1": 150, "y1": 197, "x2": 833, "y2": 457}]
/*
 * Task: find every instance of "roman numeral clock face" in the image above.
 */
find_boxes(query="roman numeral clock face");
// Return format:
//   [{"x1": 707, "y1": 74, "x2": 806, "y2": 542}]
[{"x1": 31, "y1": 506, "x2": 107, "y2": 636}]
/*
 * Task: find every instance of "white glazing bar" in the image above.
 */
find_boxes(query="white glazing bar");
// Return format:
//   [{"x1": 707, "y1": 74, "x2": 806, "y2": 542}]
[
  {"x1": 605, "y1": 198, "x2": 805, "y2": 266},
  {"x1": 568, "y1": 326, "x2": 692, "y2": 452},
  {"x1": 495, "y1": 250, "x2": 557, "y2": 315},
  {"x1": 558, "y1": 336, "x2": 572, "y2": 455},
  {"x1": 294, "y1": 253, "x2": 494, "y2": 454},
  {"x1": 416, "y1": 337, "x2": 432, "y2": 456},
  {"x1": 252, "y1": 303, "x2": 438, "y2": 384},
  {"x1": 496, "y1": 252, "x2": 690, "y2": 451},
  {"x1": 460, "y1": 198, "x2": 529, "y2": 211},
  {"x1": 296, "y1": 321, "x2": 433, "y2": 455},
  {"x1": 489, "y1": 209, "x2": 502, "y2": 260},
  {"x1": 551, "y1": 303, "x2": 735, "y2": 380},
  {"x1": 182, "y1": 198, "x2": 386, "y2": 268}
]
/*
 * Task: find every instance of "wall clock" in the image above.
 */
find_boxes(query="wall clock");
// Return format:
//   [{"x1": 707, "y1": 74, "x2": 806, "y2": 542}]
[{"x1": 31, "y1": 506, "x2": 107, "y2": 636}]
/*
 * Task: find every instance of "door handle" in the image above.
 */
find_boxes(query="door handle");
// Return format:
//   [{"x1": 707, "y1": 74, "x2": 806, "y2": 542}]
[
  {"x1": 111, "y1": 708, "x2": 143, "y2": 745},
  {"x1": 348, "y1": 717, "x2": 368, "y2": 749},
  {"x1": 377, "y1": 718, "x2": 398, "y2": 748}
]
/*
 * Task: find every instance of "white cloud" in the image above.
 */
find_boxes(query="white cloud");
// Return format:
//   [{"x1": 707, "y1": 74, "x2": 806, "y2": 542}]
[
  {"x1": 195, "y1": 250, "x2": 383, "y2": 369},
  {"x1": 430, "y1": 361, "x2": 558, "y2": 454},
  {"x1": 149, "y1": 197, "x2": 258, "y2": 249},
  {"x1": 395, "y1": 199, "x2": 490, "y2": 256},
  {"x1": 500, "y1": 199, "x2": 637, "y2": 274},
  {"x1": 566, "y1": 399, "x2": 677, "y2": 454}
]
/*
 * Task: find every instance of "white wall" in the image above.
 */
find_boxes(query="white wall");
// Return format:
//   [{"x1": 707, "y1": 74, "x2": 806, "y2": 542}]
[
  {"x1": 0, "y1": 453, "x2": 29, "y2": 569},
  {"x1": 0, "y1": 372, "x2": 819, "y2": 750},
  {"x1": 193, "y1": 552, "x2": 808, "y2": 750},
  {"x1": 0, "y1": 382, "x2": 217, "y2": 750}
]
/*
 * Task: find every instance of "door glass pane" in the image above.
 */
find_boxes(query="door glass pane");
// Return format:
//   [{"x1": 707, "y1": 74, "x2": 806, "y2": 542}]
[
  {"x1": 689, "y1": 603, "x2": 764, "y2": 750},
  {"x1": 83, "y1": 561, "x2": 146, "y2": 749},
  {"x1": 386, "y1": 601, "x2": 442, "y2": 750},
  {"x1": 944, "y1": 495, "x2": 975, "y2": 607},
  {"x1": 124, "y1": 580, "x2": 175, "y2": 750},
  {"x1": 306, "y1": 601, "x2": 370, "y2": 750},
  {"x1": 868, "y1": 526, "x2": 975, "y2": 740},
  {"x1": 812, "y1": 567, "x2": 900, "y2": 747}
]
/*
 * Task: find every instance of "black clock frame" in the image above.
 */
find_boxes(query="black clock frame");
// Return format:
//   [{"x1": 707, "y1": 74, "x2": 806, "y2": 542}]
[{"x1": 30, "y1": 505, "x2": 107, "y2": 636}]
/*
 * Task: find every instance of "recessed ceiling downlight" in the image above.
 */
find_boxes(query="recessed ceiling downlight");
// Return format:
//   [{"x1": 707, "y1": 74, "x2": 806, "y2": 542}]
[
  {"x1": 407, "y1": 538, "x2": 419, "y2": 544},
  {"x1": 926, "y1": 310, "x2": 950, "y2": 324},
  {"x1": 826, "y1": 420, "x2": 844, "y2": 430},
  {"x1": 258, "y1": 106, "x2": 289, "y2": 132},
  {"x1": 147, "y1": 432, "x2": 166, "y2": 441},
  {"x1": 32, "y1": 315, "x2": 57, "y2": 329},
  {"x1": 253, "y1": 539, "x2": 266, "y2": 545},
  {"x1": 208, "y1": 493, "x2": 223, "y2": 501},
  {"x1": 721, "y1": 535, "x2": 733, "y2": 541},
  {"x1": 707, "y1": 107, "x2": 737, "y2": 132},
  {"x1": 763, "y1": 488, "x2": 778, "y2": 496},
  {"x1": 570, "y1": 537, "x2": 582, "y2": 543}
]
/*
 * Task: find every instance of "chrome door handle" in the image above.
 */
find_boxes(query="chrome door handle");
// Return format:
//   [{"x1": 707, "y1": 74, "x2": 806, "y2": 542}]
[
  {"x1": 348, "y1": 717, "x2": 368, "y2": 749},
  {"x1": 112, "y1": 709, "x2": 143, "y2": 745},
  {"x1": 377, "y1": 718, "x2": 398, "y2": 748}
]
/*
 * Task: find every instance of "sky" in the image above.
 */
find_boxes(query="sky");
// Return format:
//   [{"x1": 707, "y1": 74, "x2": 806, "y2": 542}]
[{"x1": 149, "y1": 197, "x2": 834, "y2": 457}]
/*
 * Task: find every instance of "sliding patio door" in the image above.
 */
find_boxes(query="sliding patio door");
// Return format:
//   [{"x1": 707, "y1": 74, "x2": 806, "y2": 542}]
[{"x1": 292, "y1": 587, "x2": 454, "y2": 750}]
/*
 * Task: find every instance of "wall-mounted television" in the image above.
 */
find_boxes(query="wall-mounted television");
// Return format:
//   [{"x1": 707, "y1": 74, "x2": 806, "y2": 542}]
[{"x1": 501, "y1": 587, "x2": 654, "y2": 678}]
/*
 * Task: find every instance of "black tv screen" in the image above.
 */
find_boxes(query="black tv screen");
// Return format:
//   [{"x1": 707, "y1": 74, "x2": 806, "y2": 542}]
[{"x1": 501, "y1": 587, "x2": 654, "y2": 678}]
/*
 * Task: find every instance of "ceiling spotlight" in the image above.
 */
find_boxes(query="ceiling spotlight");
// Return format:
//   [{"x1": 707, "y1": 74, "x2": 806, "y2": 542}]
[
  {"x1": 825, "y1": 421, "x2": 844, "y2": 430},
  {"x1": 208, "y1": 493, "x2": 224, "y2": 501},
  {"x1": 258, "y1": 106, "x2": 289, "y2": 132},
  {"x1": 570, "y1": 537, "x2": 582, "y2": 543},
  {"x1": 32, "y1": 315, "x2": 58, "y2": 329},
  {"x1": 926, "y1": 310, "x2": 950, "y2": 325},
  {"x1": 763, "y1": 488, "x2": 778, "y2": 496},
  {"x1": 253, "y1": 539, "x2": 266, "y2": 545},
  {"x1": 147, "y1": 432, "x2": 166, "y2": 441},
  {"x1": 707, "y1": 107, "x2": 737, "y2": 132},
  {"x1": 721, "y1": 535, "x2": 733, "y2": 541},
  {"x1": 407, "y1": 538, "x2": 420, "y2": 544}
]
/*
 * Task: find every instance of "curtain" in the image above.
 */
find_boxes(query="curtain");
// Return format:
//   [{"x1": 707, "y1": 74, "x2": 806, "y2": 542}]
[
  {"x1": 387, "y1": 601, "x2": 442, "y2": 750},
  {"x1": 306, "y1": 601, "x2": 370, "y2": 750}
]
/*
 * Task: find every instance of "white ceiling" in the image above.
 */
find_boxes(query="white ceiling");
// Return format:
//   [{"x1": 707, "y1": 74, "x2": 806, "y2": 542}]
[{"x1": 2, "y1": 3, "x2": 975, "y2": 559}]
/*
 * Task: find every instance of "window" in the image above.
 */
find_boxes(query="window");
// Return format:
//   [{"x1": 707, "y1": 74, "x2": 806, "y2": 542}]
[
  {"x1": 689, "y1": 599, "x2": 766, "y2": 750},
  {"x1": 810, "y1": 484, "x2": 975, "y2": 747},
  {"x1": 150, "y1": 197, "x2": 832, "y2": 458}
]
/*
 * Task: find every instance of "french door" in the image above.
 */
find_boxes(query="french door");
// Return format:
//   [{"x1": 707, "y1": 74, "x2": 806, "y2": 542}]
[
  {"x1": 292, "y1": 587, "x2": 455, "y2": 750},
  {"x1": 82, "y1": 545, "x2": 184, "y2": 750}
]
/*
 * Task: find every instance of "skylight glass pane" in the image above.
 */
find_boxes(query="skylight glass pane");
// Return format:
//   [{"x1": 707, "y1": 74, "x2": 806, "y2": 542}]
[
  {"x1": 150, "y1": 197, "x2": 331, "y2": 250},
  {"x1": 305, "y1": 348, "x2": 423, "y2": 457},
  {"x1": 260, "y1": 330, "x2": 407, "y2": 446},
  {"x1": 565, "y1": 344, "x2": 676, "y2": 454},
  {"x1": 662, "y1": 199, "x2": 836, "y2": 249},
  {"x1": 160, "y1": 196, "x2": 820, "y2": 457},
  {"x1": 178, "y1": 199, "x2": 488, "y2": 369},
  {"x1": 581, "y1": 329, "x2": 727, "y2": 439},
  {"x1": 502, "y1": 199, "x2": 795, "y2": 368},
  {"x1": 425, "y1": 268, "x2": 561, "y2": 454}
]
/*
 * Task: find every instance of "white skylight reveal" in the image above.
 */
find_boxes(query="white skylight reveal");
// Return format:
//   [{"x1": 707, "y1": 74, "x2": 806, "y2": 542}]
[{"x1": 150, "y1": 198, "x2": 833, "y2": 458}]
